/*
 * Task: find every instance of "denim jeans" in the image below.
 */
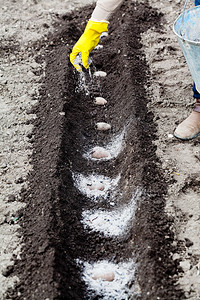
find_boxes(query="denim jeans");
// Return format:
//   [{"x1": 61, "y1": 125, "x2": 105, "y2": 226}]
[{"x1": 193, "y1": 0, "x2": 200, "y2": 98}]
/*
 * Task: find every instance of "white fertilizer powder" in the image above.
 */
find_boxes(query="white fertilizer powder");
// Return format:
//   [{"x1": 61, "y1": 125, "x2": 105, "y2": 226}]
[
  {"x1": 72, "y1": 173, "x2": 120, "y2": 200},
  {"x1": 82, "y1": 190, "x2": 141, "y2": 237},
  {"x1": 101, "y1": 32, "x2": 109, "y2": 38},
  {"x1": 77, "y1": 260, "x2": 137, "y2": 300},
  {"x1": 95, "y1": 44, "x2": 104, "y2": 50},
  {"x1": 85, "y1": 129, "x2": 126, "y2": 161}
]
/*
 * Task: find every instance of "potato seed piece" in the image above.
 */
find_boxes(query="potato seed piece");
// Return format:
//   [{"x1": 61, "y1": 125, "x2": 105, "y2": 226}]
[
  {"x1": 94, "y1": 97, "x2": 107, "y2": 105},
  {"x1": 91, "y1": 147, "x2": 110, "y2": 159},
  {"x1": 92, "y1": 271, "x2": 115, "y2": 282},
  {"x1": 96, "y1": 122, "x2": 111, "y2": 131},
  {"x1": 94, "y1": 71, "x2": 107, "y2": 77},
  {"x1": 89, "y1": 183, "x2": 105, "y2": 191}
]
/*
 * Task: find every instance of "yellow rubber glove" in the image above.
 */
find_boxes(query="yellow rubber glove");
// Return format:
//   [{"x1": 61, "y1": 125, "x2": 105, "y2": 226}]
[{"x1": 70, "y1": 20, "x2": 109, "y2": 72}]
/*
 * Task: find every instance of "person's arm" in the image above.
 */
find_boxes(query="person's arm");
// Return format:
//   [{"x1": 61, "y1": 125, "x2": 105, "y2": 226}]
[
  {"x1": 70, "y1": 0, "x2": 124, "y2": 71},
  {"x1": 91, "y1": 0, "x2": 124, "y2": 21}
]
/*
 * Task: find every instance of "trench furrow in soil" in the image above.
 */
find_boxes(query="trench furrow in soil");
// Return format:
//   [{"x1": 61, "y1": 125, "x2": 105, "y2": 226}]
[{"x1": 7, "y1": 1, "x2": 185, "y2": 299}]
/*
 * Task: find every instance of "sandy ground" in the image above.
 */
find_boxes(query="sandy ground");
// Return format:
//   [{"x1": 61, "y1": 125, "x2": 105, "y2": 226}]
[{"x1": 0, "y1": 0, "x2": 199, "y2": 299}]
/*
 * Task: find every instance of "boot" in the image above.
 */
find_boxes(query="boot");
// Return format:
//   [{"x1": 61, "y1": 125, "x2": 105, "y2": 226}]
[{"x1": 174, "y1": 100, "x2": 200, "y2": 140}]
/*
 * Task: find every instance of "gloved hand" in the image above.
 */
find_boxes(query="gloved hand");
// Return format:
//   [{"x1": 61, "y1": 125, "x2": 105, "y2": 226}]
[{"x1": 70, "y1": 20, "x2": 109, "y2": 72}]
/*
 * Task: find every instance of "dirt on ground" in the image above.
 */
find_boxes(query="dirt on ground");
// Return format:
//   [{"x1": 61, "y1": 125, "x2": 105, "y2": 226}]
[
  {"x1": 142, "y1": 1, "x2": 200, "y2": 299},
  {"x1": 0, "y1": 0, "x2": 199, "y2": 299}
]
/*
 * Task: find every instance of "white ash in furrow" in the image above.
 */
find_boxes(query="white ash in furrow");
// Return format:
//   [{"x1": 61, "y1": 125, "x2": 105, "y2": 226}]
[
  {"x1": 84, "y1": 129, "x2": 126, "y2": 161},
  {"x1": 77, "y1": 259, "x2": 139, "y2": 300},
  {"x1": 73, "y1": 173, "x2": 120, "y2": 200},
  {"x1": 81, "y1": 189, "x2": 142, "y2": 237}
]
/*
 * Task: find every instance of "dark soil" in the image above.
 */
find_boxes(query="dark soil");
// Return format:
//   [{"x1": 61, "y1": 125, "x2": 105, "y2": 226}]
[{"x1": 6, "y1": 1, "x2": 185, "y2": 299}]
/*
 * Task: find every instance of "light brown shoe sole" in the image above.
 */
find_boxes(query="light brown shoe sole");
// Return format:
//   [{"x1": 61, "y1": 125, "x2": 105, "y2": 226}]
[{"x1": 174, "y1": 130, "x2": 200, "y2": 141}]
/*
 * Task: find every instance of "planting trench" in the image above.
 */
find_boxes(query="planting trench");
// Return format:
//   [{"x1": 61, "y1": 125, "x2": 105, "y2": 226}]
[{"x1": 6, "y1": 1, "x2": 186, "y2": 299}]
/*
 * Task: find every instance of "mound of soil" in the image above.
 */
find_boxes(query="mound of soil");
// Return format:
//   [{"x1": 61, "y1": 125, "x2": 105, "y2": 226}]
[{"x1": 6, "y1": 1, "x2": 185, "y2": 299}]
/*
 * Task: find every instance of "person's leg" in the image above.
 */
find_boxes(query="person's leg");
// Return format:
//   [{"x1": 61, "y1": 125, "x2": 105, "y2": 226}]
[
  {"x1": 174, "y1": 83, "x2": 200, "y2": 140},
  {"x1": 174, "y1": 0, "x2": 200, "y2": 140},
  {"x1": 174, "y1": 82, "x2": 200, "y2": 140},
  {"x1": 174, "y1": 110, "x2": 200, "y2": 140},
  {"x1": 193, "y1": 2, "x2": 200, "y2": 103},
  {"x1": 193, "y1": 83, "x2": 200, "y2": 99}
]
